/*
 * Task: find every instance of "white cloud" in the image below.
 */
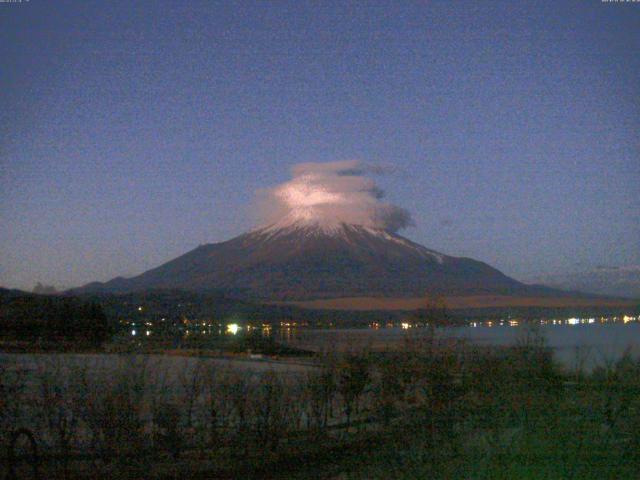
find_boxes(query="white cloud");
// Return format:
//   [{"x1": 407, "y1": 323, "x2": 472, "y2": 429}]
[{"x1": 256, "y1": 160, "x2": 413, "y2": 232}]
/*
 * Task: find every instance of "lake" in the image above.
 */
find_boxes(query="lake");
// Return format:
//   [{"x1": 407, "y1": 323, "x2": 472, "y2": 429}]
[{"x1": 288, "y1": 322, "x2": 640, "y2": 371}]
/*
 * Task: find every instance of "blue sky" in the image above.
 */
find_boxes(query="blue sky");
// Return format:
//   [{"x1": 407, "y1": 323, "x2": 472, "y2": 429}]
[{"x1": 1, "y1": 0, "x2": 638, "y2": 290}]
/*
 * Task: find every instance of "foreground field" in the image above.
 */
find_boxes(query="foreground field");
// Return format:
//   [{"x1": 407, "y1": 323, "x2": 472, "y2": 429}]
[{"x1": 1, "y1": 331, "x2": 639, "y2": 479}]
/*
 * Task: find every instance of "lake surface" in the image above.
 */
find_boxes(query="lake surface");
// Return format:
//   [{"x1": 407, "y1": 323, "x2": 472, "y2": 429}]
[
  {"x1": 450, "y1": 323, "x2": 640, "y2": 370},
  {"x1": 290, "y1": 323, "x2": 640, "y2": 371},
  {"x1": 2, "y1": 323, "x2": 639, "y2": 373}
]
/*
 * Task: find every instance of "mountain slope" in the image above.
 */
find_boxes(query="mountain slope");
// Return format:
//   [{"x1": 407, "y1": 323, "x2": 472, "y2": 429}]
[{"x1": 73, "y1": 222, "x2": 557, "y2": 300}]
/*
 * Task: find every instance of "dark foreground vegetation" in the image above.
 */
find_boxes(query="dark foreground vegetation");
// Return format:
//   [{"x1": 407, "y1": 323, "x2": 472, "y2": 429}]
[
  {"x1": 0, "y1": 289, "x2": 112, "y2": 348},
  {"x1": 1, "y1": 328, "x2": 639, "y2": 479}
]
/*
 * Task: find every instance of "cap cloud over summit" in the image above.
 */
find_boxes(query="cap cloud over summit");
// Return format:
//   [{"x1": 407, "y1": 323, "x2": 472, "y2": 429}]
[{"x1": 256, "y1": 160, "x2": 413, "y2": 233}]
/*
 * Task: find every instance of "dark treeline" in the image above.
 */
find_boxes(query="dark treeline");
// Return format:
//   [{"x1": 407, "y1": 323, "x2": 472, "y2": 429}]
[
  {"x1": 1, "y1": 286, "x2": 637, "y2": 351},
  {"x1": 78, "y1": 289, "x2": 407, "y2": 326},
  {"x1": 449, "y1": 304, "x2": 640, "y2": 321},
  {"x1": 0, "y1": 288, "x2": 112, "y2": 345},
  {"x1": 87, "y1": 289, "x2": 638, "y2": 328}
]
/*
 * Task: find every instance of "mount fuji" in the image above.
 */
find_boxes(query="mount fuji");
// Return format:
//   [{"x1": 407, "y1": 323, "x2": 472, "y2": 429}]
[{"x1": 73, "y1": 219, "x2": 555, "y2": 301}]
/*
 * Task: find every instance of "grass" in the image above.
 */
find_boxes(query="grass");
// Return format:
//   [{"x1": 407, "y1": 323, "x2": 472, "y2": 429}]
[{"x1": 1, "y1": 328, "x2": 639, "y2": 479}]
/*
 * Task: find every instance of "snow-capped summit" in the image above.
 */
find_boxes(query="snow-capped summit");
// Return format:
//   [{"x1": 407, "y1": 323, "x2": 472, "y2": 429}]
[{"x1": 249, "y1": 218, "x2": 446, "y2": 263}]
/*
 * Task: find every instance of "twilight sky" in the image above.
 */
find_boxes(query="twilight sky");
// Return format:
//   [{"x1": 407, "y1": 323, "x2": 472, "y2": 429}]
[{"x1": 1, "y1": 0, "x2": 639, "y2": 291}]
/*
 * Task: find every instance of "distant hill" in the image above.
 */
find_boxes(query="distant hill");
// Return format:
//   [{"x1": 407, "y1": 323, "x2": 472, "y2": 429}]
[
  {"x1": 32, "y1": 283, "x2": 59, "y2": 295},
  {"x1": 531, "y1": 266, "x2": 640, "y2": 300},
  {"x1": 0, "y1": 288, "x2": 111, "y2": 344},
  {"x1": 0, "y1": 287, "x2": 32, "y2": 298}
]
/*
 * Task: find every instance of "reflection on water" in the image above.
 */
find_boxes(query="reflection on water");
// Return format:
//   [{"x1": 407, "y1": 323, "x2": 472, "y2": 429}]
[
  {"x1": 117, "y1": 311, "x2": 640, "y2": 370},
  {"x1": 286, "y1": 321, "x2": 640, "y2": 371},
  {"x1": 125, "y1": 314, "x2": 639, "y2": 339}
]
